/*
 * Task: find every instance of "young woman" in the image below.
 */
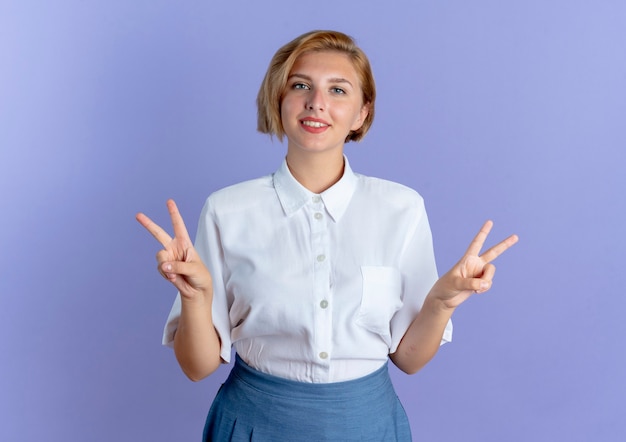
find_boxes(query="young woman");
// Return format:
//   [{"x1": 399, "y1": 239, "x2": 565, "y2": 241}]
[{"x1": 137, "y1": 30, "x2": 518, "y2": 441}]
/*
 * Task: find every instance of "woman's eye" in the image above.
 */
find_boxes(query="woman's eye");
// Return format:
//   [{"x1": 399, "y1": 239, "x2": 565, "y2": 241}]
[
  {"x1": 293, "y1": 83, "x2": 309, "y2": 90},
  {"x1": 331, "y1": 87, "x2": 346, "y2": 94}
]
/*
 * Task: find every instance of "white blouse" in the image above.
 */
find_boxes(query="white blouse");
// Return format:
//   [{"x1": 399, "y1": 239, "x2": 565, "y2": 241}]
[{"x1": 163, "y1": 157, "x2": 452, "y2": 383}]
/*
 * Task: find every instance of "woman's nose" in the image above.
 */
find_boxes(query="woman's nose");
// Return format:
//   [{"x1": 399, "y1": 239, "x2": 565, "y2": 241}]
[{"x1": 306, "y1": 89, "x2": 325, "y2": 111}]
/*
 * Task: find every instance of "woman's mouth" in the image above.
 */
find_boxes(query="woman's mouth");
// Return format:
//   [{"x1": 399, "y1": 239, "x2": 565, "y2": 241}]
[
  {"x1": 301, "y1": 120, "x2": 329, "y2": 128},
  {"x1": 300, "y1": 118, "x2": 330, "y2": 133}
]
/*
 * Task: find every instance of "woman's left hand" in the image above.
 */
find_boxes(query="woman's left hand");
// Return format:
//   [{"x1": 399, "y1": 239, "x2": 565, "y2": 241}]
[{"x1": 432, "y1": 220, "x2": 518, "y2": 310}]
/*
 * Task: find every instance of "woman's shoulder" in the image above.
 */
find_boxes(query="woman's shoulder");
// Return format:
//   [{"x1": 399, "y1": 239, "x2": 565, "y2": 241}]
[
  {"x1": 204, "y1": 174, "x2": 275, "y2": 212},
  {"x1": 210, "y1": 174, "x2": 274, "y2": 197},
  {"x1": 355, "y1": 173, "x2": 425, "y2": 207}
]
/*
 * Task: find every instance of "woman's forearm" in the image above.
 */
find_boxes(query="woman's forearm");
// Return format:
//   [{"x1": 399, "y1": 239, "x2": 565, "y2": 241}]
[
  {"x1": 390, "y1": 291, "x2": 454, "y2": 375},
  {"x1": 173, "y1": 295, "x2": 223, "y2": 382}
]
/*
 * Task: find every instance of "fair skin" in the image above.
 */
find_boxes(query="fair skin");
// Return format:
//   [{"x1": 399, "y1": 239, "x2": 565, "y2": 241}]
[
  {"x1": 280, "y1": 51, "x2": 369, "y2": 193},
  {"x1": 136, "y1": 49, "x2": 518, "y2": 381}
]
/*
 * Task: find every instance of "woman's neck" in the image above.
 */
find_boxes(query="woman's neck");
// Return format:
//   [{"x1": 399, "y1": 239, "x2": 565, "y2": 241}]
[{"x1": 285, "y1": 150, "x2": 345, "y2": 194}]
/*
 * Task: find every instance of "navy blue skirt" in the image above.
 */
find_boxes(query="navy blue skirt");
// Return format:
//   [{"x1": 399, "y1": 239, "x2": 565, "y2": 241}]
[{"x1": 203, "y1": 355, "x2": 411, "y2": 441}]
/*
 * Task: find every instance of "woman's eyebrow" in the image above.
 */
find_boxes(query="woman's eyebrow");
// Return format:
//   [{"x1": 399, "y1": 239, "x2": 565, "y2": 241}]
[{"x1": 288, "y1": 73, "x2": 354, "y2": 87}]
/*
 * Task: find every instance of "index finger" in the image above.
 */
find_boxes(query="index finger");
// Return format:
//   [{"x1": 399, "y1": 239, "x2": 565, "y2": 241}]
[
  {"x1": 135, "y1": 212, "x2": 173, "y2": 247},
  {"x1": 166, "y1": 199, "x2": 192, "y2": 244},
  {"x1": 479, "y1": 233, "x2": 519, "y2": 263}
]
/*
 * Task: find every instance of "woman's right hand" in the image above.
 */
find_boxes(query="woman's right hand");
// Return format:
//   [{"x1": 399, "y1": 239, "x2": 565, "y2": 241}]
[{"x1": 136, "y1": 199, "x2": 213, "y2": 302}]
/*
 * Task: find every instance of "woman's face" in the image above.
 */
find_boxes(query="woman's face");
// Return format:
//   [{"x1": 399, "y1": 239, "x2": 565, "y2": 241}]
[{"x1": 281, "y1": 51, "x2": 369, "y2": 157}]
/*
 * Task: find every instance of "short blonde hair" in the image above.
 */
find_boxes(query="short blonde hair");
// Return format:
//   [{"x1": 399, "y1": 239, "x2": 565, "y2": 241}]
[{"x1": 257, "y1": 30, "x2": 376, "y2": 142}]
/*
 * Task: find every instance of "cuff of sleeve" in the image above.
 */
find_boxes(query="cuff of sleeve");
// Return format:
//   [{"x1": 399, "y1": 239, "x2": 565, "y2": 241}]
[
  {"x1": 440, "y1": 318, "x2": 453, "y2": 345},
  {"x1": 214, "y1": 314, "x2": 232, "y2": 363},
  {"x1": 162, "y1": 295, "x2": 182, "y2": 348}
]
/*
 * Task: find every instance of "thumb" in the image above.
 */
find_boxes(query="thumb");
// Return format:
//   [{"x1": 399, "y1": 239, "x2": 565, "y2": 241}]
[{"x1": 454, "y1": 276, "x2": 490, "y2": 294}]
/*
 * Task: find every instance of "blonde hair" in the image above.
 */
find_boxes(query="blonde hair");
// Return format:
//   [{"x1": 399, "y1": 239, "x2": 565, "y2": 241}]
[{"x1": 257, "y1": 30, "x2": 376, "y2": 142}]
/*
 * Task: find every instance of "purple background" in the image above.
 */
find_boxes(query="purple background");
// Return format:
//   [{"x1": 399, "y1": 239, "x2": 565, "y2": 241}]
[{"x1": 2, "y1": 1, "x2": 625, "y2": 440}]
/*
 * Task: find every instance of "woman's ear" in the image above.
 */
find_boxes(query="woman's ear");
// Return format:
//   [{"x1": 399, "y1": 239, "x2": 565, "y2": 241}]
[{"x1": 352, "y1": 103, "x2": 370, "y2": 131}]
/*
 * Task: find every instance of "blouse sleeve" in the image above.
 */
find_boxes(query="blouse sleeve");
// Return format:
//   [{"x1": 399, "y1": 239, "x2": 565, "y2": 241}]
[
  {"x1": 388, "y1": 197, "x2": 453, "y2": 354},
  {"x1": 162, "y1": 197, "x2": 233, "y2": 363}
]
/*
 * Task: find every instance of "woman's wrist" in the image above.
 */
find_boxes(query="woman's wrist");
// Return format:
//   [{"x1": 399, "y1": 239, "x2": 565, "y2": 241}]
[
  {"x1": 424, "y1": 284, "x2": 456, "y2": 315},
  {"x1": 180, "y1": 289, "x2": 213, "y2": 309}
]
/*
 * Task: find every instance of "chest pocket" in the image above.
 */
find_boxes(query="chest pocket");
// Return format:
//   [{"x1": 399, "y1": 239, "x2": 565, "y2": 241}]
[{"x1": 356, "y1": 266, "x2": 403, "y2": 346}]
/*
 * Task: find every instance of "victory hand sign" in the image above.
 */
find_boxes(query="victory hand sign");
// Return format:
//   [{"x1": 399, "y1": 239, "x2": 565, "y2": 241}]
[
  {"x1": 433, "y1": 220, "x2": 519, "y2": 310},
  {"x1": 136, "y1": 199, "x2": 213, "y2": 301}
]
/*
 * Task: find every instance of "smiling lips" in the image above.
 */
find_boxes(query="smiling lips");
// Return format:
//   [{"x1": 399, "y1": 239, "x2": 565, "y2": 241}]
[{"x1": 300, "y1": 118, "x2": 330, "y2": 133}]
